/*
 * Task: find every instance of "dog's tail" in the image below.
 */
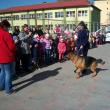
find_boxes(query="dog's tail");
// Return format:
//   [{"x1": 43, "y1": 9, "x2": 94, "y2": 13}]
[{"x1": 96, "y1": 59, "x2": 105, "y2": 66}]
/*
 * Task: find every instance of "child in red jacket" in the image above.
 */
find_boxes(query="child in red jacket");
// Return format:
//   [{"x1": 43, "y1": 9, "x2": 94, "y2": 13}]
[{"x1": 57, "y1": 38, "x2": 66, "y2": 62}]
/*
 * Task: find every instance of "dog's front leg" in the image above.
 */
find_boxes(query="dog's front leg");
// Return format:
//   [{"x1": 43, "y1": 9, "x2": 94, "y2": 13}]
[
  {"x1": 74, "y1": 67, "x2": 78, "y2": 73},
  {"x1": 76, "y1": 68, "x2": 81, "y2": 79},
  {"x1": 74, "y1": 69, "x2": 77, "y2": 73}
]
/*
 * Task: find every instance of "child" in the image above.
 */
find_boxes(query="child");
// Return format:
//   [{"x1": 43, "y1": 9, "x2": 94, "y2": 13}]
[
  {"x1": 53, "y1": 25, "x2": 62, "y2": 38},
  {"x1": 58, "y1": 38, "x2": 66, "y2": 62},
  {"x1": 69, "y1": 37, "x2": 75, "y2": 52},
  {"x1": 44, "y1": 33, "x2": 52, "y2": 65},
  {"x1": 65, "y1": 38, "x2": 70, "y2": 54},
  {"x1": 31, "y1": 34, "x2": 39, "y2": 65},
  {"x1": 64, "y1": 28, "x2": 71, "y2": 38}
]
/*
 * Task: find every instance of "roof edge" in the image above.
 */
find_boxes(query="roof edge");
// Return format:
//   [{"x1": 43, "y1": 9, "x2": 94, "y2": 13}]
[{"x1": 0, "y1": 0, "x2": 99, "y2": 14}]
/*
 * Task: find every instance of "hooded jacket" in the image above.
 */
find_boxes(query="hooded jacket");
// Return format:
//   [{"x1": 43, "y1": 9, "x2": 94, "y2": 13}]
[{"x1": 0, "y1": 28, "x2": 16, "y2": 63}]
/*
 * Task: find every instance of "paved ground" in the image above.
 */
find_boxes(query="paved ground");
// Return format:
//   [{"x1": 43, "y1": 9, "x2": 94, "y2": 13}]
[{"x1": 0, "y1": 43, "x2": 110, "y2": 110}]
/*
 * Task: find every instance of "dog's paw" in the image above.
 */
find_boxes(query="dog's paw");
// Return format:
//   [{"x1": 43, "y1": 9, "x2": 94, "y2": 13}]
[
  {"x1": 91, "y1": 73, "x2": 97, "y2": 77},
  {"x1": 76, "y1": 75, "x2": 80, "y2": 79}
]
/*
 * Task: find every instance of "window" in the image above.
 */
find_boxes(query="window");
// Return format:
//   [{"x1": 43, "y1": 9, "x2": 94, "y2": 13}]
[
  {"x1": 48, "y1": 12, "x2": 53, "y2": 18},
  {"x1": 66, "y1": 11, "x2": 75, "y2": 17},
  {"x1": 21, "y1": 14, "x2": 29, "y2": 20},
  {"x1": 45, "y1": 13, "x2": 48, "y2": 18},
  {"x1": 55, "y1": 12, "x2": 64, "y2": 18},
  {"x1": 0, "y1": 16, "x2": 12, "y2": 20},
  {"x1": 84, "y1": 10, "x2": 87, "y2": 16},
  {"x1": 29, "y1": 14, "x2": 35, "y2": 19},
  {"x1": 36, "y1": 13, "x2": 43, "y2": 19},
  {"x1": 78, "y1": 11, "x2": 81, "y2": 17},
  {"x1": 60, "y1": 12, "x2": 64, "y2": 17},
  {"x1": 6, "y1": 16, "x2": 11, "y2": 20},
  {"x1": 82, "y1": 11, "x2": 85, "y2": 16},
  {"x1": 45, "y1": 25, "x2": 53, "y2": 30},
  {"x1": 44, "y1": 12, "x2": 53, "y2": 18},
  {"x1": 0, "y1": 17, "x2": 5, "y2": 21},
  {"x1": 55, "y1": 12, "x2": 59, "y2": 18},
  {"x1": 78, "y1": 10, "x2": 88, "y2": 17},
  {"x1": 13, "y1": 15, "x2": 19, "y2": 20}
]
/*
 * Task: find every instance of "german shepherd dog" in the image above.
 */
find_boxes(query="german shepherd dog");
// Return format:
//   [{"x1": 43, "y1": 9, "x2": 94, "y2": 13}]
[{"x1": 67, "y1": 52, "x2": 105, "y2": 79}]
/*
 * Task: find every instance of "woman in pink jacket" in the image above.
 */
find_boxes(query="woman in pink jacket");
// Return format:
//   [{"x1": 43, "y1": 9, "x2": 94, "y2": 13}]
[{"x1": 57, "y1": 38, "x2": 66, "y2": 62}]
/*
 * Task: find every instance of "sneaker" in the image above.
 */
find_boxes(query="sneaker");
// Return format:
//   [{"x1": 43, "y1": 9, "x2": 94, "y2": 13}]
[{"x1": 6, "y1": 89, "x2": 14, "y2": 95}]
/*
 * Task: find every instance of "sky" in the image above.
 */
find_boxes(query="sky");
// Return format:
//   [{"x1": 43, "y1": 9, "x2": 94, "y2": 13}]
[
  {"x1": 0, "y1": 0, "x2": 56, "y2": 9},
  {"x1": 0, "y1": 0, "x2": 94, "y2": 9}
]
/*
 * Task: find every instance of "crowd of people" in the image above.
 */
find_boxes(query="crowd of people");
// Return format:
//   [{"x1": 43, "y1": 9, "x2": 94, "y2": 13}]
[
  {"x1": 0, "y1": 19, "x2": 105, "y2": 94},
  {"x1": 89, "y1": 32, "x2": 106, "y2": 48}
]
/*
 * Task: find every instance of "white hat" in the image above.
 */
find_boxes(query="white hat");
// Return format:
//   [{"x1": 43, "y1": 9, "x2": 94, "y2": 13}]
[
  {"x1": 33, "y1": 34, "x2": 39, "y2": 38},
  {"x1": 59, "y1": 35, "x2": 63, "y2": 38}
]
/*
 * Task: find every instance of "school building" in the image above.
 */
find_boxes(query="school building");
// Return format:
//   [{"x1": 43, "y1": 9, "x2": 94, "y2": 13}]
[
  {"x1": 0, "y1": 0, "x2": 101, "y2": 32},
  {"x1": 94, "y1": 0, "x2": 110, "y2": 26}
]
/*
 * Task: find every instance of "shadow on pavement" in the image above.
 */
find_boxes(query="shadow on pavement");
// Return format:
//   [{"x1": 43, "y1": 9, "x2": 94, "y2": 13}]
[{"x1": 14, "y1": 67, "x2": 62, "y2": 92}]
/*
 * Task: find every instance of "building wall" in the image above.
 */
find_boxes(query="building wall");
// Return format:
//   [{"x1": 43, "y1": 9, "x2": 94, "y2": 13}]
[
  {"x1": 94, "y1": 0, "x2": 110, "y2": 25},
  {"x1": 0, "y1": 6, "x2": 100, "y2": 32},
  {"x1": 12, "y1": 12, "x2": 28, "y2": 27},
  {"x1": 92, "y1": 7, "x2": 100, "y2": 31}
]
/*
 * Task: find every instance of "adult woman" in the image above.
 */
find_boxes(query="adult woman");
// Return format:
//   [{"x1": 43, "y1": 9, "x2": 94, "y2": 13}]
[
  {"x1": 0, "y1": 20, "x2": 16, "y2": 94},
  {"x1": 18, "y1": 24, "x2": 32, "y2": 72}
]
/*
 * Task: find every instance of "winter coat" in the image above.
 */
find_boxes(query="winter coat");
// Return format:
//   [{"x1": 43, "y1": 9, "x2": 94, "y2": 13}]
[
  {"x1": 58, "y1": 42, "x2": 66, "y2": 53},
  {"x1": 0, "y1": 28, "x2": 16, "y2": 63},
  {"x1": 76, "y1": 29, "x2": 89, "y2": 48},
  {"x1": 18, "y1": 32, "x2": 32, "y2": 54},
  {"x1": 43, "y1": 39, "x2": 52, "y2": 50}
]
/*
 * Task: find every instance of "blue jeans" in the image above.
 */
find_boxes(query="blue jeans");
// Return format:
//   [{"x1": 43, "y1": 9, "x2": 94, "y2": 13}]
[
  {"x1": 45, "y1": 49, "x2": 51, "y2": 64},
  {"x1": 0, "y1": 62, "x2": 14, "y2": 93},
  {"x1": 31, "y1": 47, "x2": 38, "y2": 63}
]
